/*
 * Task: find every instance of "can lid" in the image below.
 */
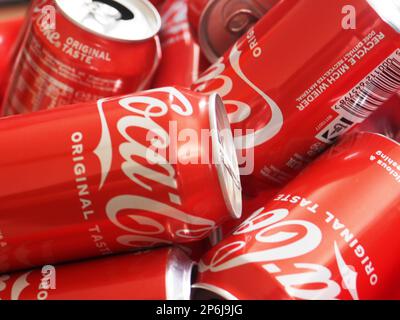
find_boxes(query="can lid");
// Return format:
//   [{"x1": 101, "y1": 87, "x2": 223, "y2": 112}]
[
  {"x1": 165, "y1": 247, "x2": 194, "y2": 300},
  {"x1": 198, "y1": 0, "x2": 277, "y2": 62},
  {"x1": 55, "y1": 0, "x2": 161, "y2": 42},
  {"x1": 209, "y1": 94, "x2": 242, "y2": 220},
  {"x1": 367, "y1": 0, "x2": 400, "y2": 33}
]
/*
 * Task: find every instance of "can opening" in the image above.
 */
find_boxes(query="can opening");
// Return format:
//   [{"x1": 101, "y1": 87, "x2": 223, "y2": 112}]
[
  {"x1": 165, "y1": 247, "x2": 194, "y2": 300},
  {"x1": 56, "y1": 0, "x2": 161, "y2": 42},
  {"x1": 94, "y1": 0, "x2": 134, "y2": 20},
  {"x1": 209, "y1": 94, "x2": 242, "y2": 220}
]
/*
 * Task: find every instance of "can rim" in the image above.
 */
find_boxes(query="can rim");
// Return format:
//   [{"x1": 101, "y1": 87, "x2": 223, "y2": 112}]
[
  {"x1": 54, "y1": 0, "x2": 161, "y2": 43},
  {"x1": 165, "y1": 247, "x2": 194, "y2": 300},
  {"x1": 192, "y1": 283, "x2": 239, "y2": 300},
  {"x1": 209, "y1": 93, "x2": 243, "y2": 220}
]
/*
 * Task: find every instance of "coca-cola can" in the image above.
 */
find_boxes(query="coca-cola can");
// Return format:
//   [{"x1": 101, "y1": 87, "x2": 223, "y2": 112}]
[
  {"x1": 151, "y1": 0, "x2": 201, "y2": 88},
  {"x1": 1, "y1": 0, "x2": 162, "y2": 116},
  {"x1": 192, "y1": 0, "x2": 400, "y2": 188},
  {"x1": 193, "y1": 131, "x2": 400, "y2": 300},
  {"x1": 0, "y1": 247, "x2": 194, "y2": 300},
  {"x1": 190, "y1": 0, "x2": 280, "y2": 62},
  {"x1": 0, "y1": 86, "x2": 242, "y2": 273}
]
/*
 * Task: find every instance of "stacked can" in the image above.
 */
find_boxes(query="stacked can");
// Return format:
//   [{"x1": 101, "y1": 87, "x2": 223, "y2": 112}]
[
  {"x1": 194, "y1": 132, "x2": 400, "y2": 300},
  {"x1": 2, "y1": 0, "x2": 162, "y2": 115},
  {"x1": 188, "y1": 0, "x2": 280, "y2": 62},
  {"x1": 0, "y1": 247, "x2": 193, "y2": 300},
  {"x1": 192, "y1": 0, "x2": 400, "y2": 189},
  {"x1": 0, "y1": 86, "x2": 242, "y2": 273},
  {"x1": 0, "y1": 0, "x2": 399, "y2": 301}
]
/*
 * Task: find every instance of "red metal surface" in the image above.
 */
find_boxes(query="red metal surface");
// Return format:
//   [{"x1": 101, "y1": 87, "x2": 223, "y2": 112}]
[
  {"x1": 2, "y1": 0, "x2": 162, "y2": 115},
  {"x1": 195, "y1": 132, "x2": 400, "y2": 300},
  {"x1": 0, "y1": 247, "x2": 193, "y2": 300},
  {"x1": 0, "y1": 86, "x2": 240, "y2": 273},
  {"x1": 193, "y1": 0, "x2": 400, "y2": 188},
  {"x1": 152, "y1": 0, "x2": 201, "y2": 88}
]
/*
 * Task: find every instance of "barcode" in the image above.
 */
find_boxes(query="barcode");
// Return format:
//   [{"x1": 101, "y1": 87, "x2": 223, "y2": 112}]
[
  {"x1": 316, "y1": 50, "x2": 400, "y2": 144},
  {"x1": 333, "y1": 49, "x2": 400, "y2": 121}
]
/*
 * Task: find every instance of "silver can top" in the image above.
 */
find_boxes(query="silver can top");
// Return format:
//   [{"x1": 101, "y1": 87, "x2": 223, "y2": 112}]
[
  {"x1": 209, "y1": 94, "x2": 242, "y2": 220},
  {"x1": 367, "y1": 0, "x2": 400, "y2": 33},
  {"x1": 55, "y1": 0, "x2": 161, "y2": 41}
]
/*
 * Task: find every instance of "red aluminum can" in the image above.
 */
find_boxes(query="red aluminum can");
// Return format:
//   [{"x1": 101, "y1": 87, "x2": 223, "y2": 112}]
[
  {"x1": 151, "y1": 0, "x2": 201, "y2": 88},
  {"x1": 193, "y1": 132, "x2": 400, "y2": 300},
  {"x1": 1, "y1": 0, "x2": 162, "y2": 116},
  {"x1": 0, "y1": 247, "x2": 193, "y2": 300},
  {"x1": 0, "y1": 17, "x2": 24, "y2": 107},
  {"x1": 189, "y1": 0, "x2": 280, "y2": 62},
  {"x1": 192, "y1": 0, "x2": 400, "y2": 187},
  {"x1": 0, "y1": 86, "x2": 242, "y2": 273}
]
